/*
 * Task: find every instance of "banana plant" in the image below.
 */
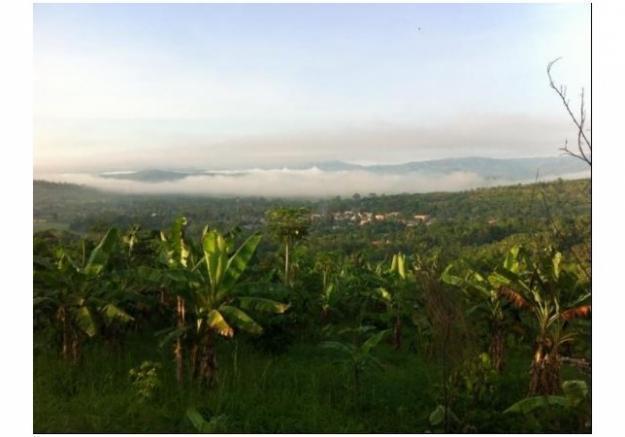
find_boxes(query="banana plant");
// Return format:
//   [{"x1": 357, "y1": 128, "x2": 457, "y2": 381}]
[
  {"x1": 373, "y1": 253, "x2": 412, "y2": 350},
  {"x1": 320, "y1": 328, "x2": 389, "y2": 395},
  {"x1": 490, "y1": 246, "x2": 590, "y2": 395},
  {"x1": 187, "y1": 228, "x2": 289, "y2": 386},
  {"x1": 33, "y1": 228, "x2": 133, "y2": 362},
  {"x1": 154, "y1": 217, "x2": 194, "y2": 384},
  {"x1": 314, "y1": 253, "x2": 341, "y2": 322},
  {"x1": 441, "y1": 261, "x2": 508, "y2": 372}
]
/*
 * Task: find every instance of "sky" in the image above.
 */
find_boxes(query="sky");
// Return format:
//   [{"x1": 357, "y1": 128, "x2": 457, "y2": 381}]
[{"x1": 33, "y1": 3, "x2": 591, "y2": 173}]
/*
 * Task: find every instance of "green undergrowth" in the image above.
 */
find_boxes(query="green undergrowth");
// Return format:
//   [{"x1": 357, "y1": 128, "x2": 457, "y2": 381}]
[{"x1": 34, "y1": 333, "x2": 586, "y2": 433}]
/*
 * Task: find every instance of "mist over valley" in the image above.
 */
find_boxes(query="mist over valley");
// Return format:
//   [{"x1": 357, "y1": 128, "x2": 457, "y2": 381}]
[{"x1": 36, "y1": 156, "x2": 589, "y2": 198}]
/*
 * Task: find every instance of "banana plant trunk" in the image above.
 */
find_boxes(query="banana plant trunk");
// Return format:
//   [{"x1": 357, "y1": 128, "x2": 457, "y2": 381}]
[
  {"x1": 58, "y1": 306, "x2": 80, "y2": 363},
  {"x1": 197, "y1": 332, "x2": 218, "y2": 387},
  {"x1": 393, "y1": 316, "x2": 402, "y2": 350},
  {"x1": 190, "y1": 343, "x2": 199, "y2": 380},
  {"x1": 70, "y1": 332, "x2": 81, "y2": 364},
  {"x1": 489, "y1": 323, "x2": 505, "y2": 372},
  {"x1": 174, "y1": 296, "x2": 186, "y2": 385},
  {"x1": 284, "y1": 239, "x2": 290, "y2": 286},
  {"x1": 529, "y1": 341, "x2": 561, "y2": 395},
  {"x1": 321, "y1": 307, "x2": 330, "y2": 324},
  {"x1": 59, "y1": 306, "x2": 70, "y2": 361}
]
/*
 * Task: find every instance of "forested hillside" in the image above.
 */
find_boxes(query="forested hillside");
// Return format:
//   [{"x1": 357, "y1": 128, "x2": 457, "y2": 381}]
[{"x1": 33, "y1": 178, "x2": 591, "y2": 433}]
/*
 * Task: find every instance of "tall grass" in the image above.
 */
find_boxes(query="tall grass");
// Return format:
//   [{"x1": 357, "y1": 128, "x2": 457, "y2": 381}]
[{"x1": 34, "y1": 333, "x2": 583, "y2": 433}]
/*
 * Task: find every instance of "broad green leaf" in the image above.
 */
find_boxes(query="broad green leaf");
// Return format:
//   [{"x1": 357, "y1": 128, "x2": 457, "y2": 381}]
[
  {"x1": 441, "y1": 265, "x2": 463, "y2": 286},
  {"x1": 390, "y1": 254, "x2": 398, "y2": 273},
  {"x1": 562, "y1": 380, "x2": 588, "y2": 405},
  {"x1": 202, "y1": 229, "x2": 218, "y2": 254},
  {"x1": 170, "y1": 217, "x2": 189, "y2": 267},
  {"x1": 389, "y1": 253, "x2": 406, "y2": 279},
  {"x1": 238, "y1": 297, "x2": 290, "y2": 314},
  {"x1": 361, "y1": 329, "x2": 389, "y2": 355},
  {"x1": 471, "y1": 271, "x2": 486, "y2": 283},
  {"x1": 57, "y1": 250, "x2": 79, "y2": 271},
  {"x1": 75, "y1": 306, "x2": 97, "y2": 337},
  {"x1": 504, "y1": 395, "x2": 570, "y2": 414},
  {"x1": 429, "y1": 405, "x2": 445, "y2": 426},
  {"x1": 156, "y1": 326, "x2": 188, "y2": 349},
  {"x1": 325, "y1": 283, "x2": 335, "y2": 296},
  {"x1": 101, "y1": 304, "x2": 134, "y2": 323},
  {"x1": 84, "y1": 228, "x2": 119, "y2": 276},
  {"x1": 488, "y1": 272, "x2": 512, "y2": 287},
  {"x1": 377, "y1": 287, "x2": 392, "y2": 302},
  {"x1": 185, "y1": 408, "x2": 227, "y2": 433},
  {"x1": 222, "y1": 233, "x2": 262, "y2": 291},
  {"x1": 397, "y1": 253, "x2": 406, "y2": 279},
  {"x1": 206, "y1": 309, "x2": 234, "y2": 337},
  {"x1": 220, "y1": 305, "x2": 263, "y2": 335},
  {"x1": 429, "y1": 405, "x2": 459, "y2": 426},
  {"x1": 202, "y1": 231, "x2": 227, "y2": 290},
  {"x1": 186, "y1": 407, "x2": 209, "y2": 432},
  {"x1": 503, "y1": 246, "x2": 521, "y2": 271},
  {"x1": 319, "y1": 341, "x2": 355, "y2": 356}
]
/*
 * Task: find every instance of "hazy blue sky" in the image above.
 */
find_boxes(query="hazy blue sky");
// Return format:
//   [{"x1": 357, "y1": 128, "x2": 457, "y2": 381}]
[{"x1": 34, "y1": 3, "x2": 590, "y2": 172}]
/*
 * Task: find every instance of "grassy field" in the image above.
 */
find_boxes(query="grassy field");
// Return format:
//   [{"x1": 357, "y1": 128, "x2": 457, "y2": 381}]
[{"x1": 34, "y1": 332, "x2": 585, "y2": 433}]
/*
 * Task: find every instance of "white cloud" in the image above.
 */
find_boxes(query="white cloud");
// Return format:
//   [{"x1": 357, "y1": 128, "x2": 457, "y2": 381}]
[{"x1": 37, "y1": 167, "x2": 589, "y2": 198}]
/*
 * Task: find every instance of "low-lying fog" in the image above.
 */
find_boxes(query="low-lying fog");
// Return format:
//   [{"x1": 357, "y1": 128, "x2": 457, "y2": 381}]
[{"x1": 37, "y1": 167, "x2": 590, "y2": 198}]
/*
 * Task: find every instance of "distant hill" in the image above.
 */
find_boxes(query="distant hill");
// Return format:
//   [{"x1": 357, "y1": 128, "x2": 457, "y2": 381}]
[
  {"x1": 95, "y1": 156, "x2": 588, "y2": 183},
  {"x1": 33, "y1": 180, "x2": 105, "y2": 201},
  {"x1": 316, "y1": 156, "x2": 588, "y2": 179},
  {"x1": 100, "y1": 169, "x2": 197, "y2": 182}
]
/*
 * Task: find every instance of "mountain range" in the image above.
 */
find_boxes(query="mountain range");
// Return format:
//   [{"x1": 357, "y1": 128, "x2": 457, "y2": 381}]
[{"x1": 98, "y1": 156, "x2": 589, "y2": 183}]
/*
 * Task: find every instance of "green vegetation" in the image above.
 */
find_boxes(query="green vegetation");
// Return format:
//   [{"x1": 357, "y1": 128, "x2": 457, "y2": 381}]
[{"x1": 33, "y1": 178, "x2": 591, "y2": 433}]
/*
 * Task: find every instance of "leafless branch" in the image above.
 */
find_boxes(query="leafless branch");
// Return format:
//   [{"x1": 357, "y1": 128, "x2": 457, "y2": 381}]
[{"x1": 547, "y1": 58, "x2": 591, "y2": 166}]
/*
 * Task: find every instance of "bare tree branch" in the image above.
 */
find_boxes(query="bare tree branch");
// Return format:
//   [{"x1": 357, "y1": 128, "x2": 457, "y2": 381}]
[{"x1": 547, "y1": 58, "x2": 591, "y2": 166}]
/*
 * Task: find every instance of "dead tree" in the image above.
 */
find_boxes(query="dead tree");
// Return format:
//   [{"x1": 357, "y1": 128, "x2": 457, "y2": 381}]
[{"x1": 547, "y1": 58, "x2": 591, "y2": 166}]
